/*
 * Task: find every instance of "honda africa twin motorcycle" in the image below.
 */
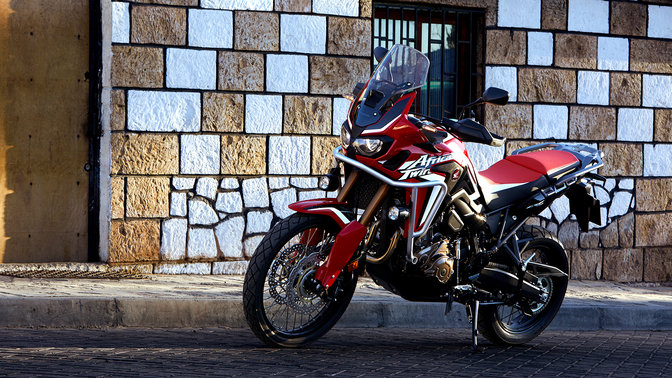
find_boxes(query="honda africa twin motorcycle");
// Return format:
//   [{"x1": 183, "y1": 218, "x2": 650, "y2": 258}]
[{"x1": 243, "y1": 44, "x2": 604, "y2": 350}]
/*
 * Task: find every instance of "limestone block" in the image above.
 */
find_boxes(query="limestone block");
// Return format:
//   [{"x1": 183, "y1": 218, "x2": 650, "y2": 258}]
[
  {"x1": 630, "y1": 40, "x2": 672, "y2": 74},
  {"x1": 267, "y1": 55, "x2": 308, "y2": 93},
  {"x1": 111, "y1": 46, "x2": 163, "y2": 88},
  {"x1": 533, "y1": 105, "x2": 568, "y2": 139},
  {"x1": 166, "y1": 48, "x2": 216, "y2": 90},
  {"x1": 569, "y1": 106, "x2": 615, "y2": 141},
  {"x1": 131, "y1": 5, "x2": 186, "y2": 45},
  {"x1": 218, "y1": 52, "x2": 264, "y2": 91},
  {"x1": 271, "y1": 188, "x2": 297, "y2": 219},
  {"x1": 541, "y1": 0, "x2": 567, "y2": 30},
  {"x1": 202, "y1": 93, "x2": 243, "y2": 133},
  {"x1": 110, "y1": 220, "x2": 160, "y2": 263},
  {"x1": 360, "y1": 0, "x2": 372, "y2": 18},
  {"x1": 550, "y1": 195, "x2": 570, "y2": 223},
  {"x1": 619, "y1": 212, "x2": 634, "y2": 248},
  {"x1": 485, "y1": 104, "x2": 532, "y2": 139},
  {"x1": 636, "y1": 179, "x2": 672, "y2": 212},
  {"x1": 299, "y1": 190, "x2": 325, "y2": 201},
  {"x1": 188, "y1": 9, "x2": 232, "y2": 48},
  {"x1": 518, "y1": 68, "x2": 575, "y2": 103},
  {"x1": 580, "y1": 231, "x2": 599, "y2": 248},
  {"x1": 112, "y1": 2, "x2": 129, "y2": 43},
  {"x1": 570, "y1": 249, "x2": 602, "y2": 280},
  {"x1": 269, "y1": 136, "x2": 311, "y2": 175},
  {"x1": 558, "y1": 221, "x2": 579, "y2": 249},
  {"x1": 274, "y1": 0, "x2": 310, "y2": 12},
  {"x1": 173, "y1": 178, "x2": 195, "y2": 190},
  {"x1": 609, "y1": 192, "x2": 632, "y2": 218},
  {"x1": 242, "y1": 177, "x2": 269, "y2": 208},
  {"x1": 486, "y1": 30, "x2": 526, "y2": 66},
  {"x1": 655, "y1": 110, "x2": 672, "y2": 142},
  {"x1": 333, "y1": 98, "x2": 351, "y2": 135},
  {"x1": 291, "y1": 177, "x2": 317, "y2": 188},
  {"x1": 201, "y1": 0, "x2": 272, "y2": 10},
  {"x1": 245, "y1": 95, "x2": 282, "y2": 134},
  {"x1": 567, "y1": 0, "x2": 608, "y2": 34},
  {"x1": 213, "y1": 261, "x2": 249, "y2": 275},
  {"x1": 605, "y1": 179, "x2": 616, "y2": 192},
  {"x1": 111, "y1": 177, "x2": 124, "y2": 219},
  {"x1": 485, "y1": 66, "x2": 517, "y2": 102},
  {"x1": 313, "y1": 0, "x2": 358, "y2": 16},
  {"x1": 220, "y1": 178, "x2": 239, "y2": 190},
  {"x1": 187, "y1": 228, "x2": 218, "y2": 259},
  {"x1": 155, "y1": 263, "x2": 211, "y2": 274},
  {"x1": 610, "y1": 1, "x2": 646, "y2": 36},
  {"x1": 636, "y1": 213, "x2": 672, "y2": 246},
  {"x1": 645, "y1": 144, "x2": 672, "y2": 176},
  {"x1": 600, "y1": 221, "x2": 619, "y2": 248},
  {"x1": 284, "y1": 96, "x2": 331, "y2": 134},
  {"x1": 603, "y1": 249, "x2": 643, "y2": 282},
  {"x1": 648, "y1": 5, "x2": 672, "y2": 39},
  {"x1": 269, "y1": 177, "x2": 289, "y2": 190},
  {"x1": 243, "y1": 236, "x2": 265, "y2": 258},
  {"x1": 221, "y1": 135, "x2": 267, "y2": 175},
  {"x1": 643, "y1": 248, "x2": 672, "y2": 282},
  {"x1": 527, "y1": 32, "x2": 553, "y2": 66},
  {"x1": 196, "y1": 178, "x2": 218, "y2": 200},
  {"x1": 594, "y1": 185, "x2": 610, "y2": 205},
  {"x1": 617, "y1": 108, "x2": 653, "y2": 142},
  {"x1": 280, "y1": 14, "x2": 326, "y2": 54},
  {"x1": 577, "y1": 71, "x2": 609, "y2": 105},
  {"x1": 235, "y1": 12, "x2": 278, "y2": 51},
  {"x1": 328, "y1": 17, "x2": 371, "y2": 57},
  {"x1": 160, "y1": 218, "x2": 187, "y2": 260},
  {"x1": 309, "y1": 57, "x2": 370, "y2": 95},
  {"x1": 127, "y1": 90, "x2": 200, "y2": 132},
  {"x1": 598, "y1": 143, "x2": 642, "y2": 176},
  {"x1": 126, "y1": 177, "x2": 170, "y2": 218},
  {"x1": 111, "y1": 90, "x2": 125, "y2": 131},
  {"x1": 189, "y1": 198, "x2": 219, "y2": 226},
  {"x1": 247, "y1": 211, "x2": 273, "y2": 234},
  {"x1": 596, "y1": 37, "x2": 629, "y2": 71},
  {"x1": 619, "y1": 179, "x2": 634, "y2": 190},
  {"x1": 498, "y1": 0, "x2": 540, "y2": 29},
  {"x1": 170, "y1": 192, "x2": 187, "y2": 217},
  {"x1": 555, "y1": 34, "x2": 596, "y2": 69},
  {"x1": 215, "y1": 216, "x2": 245, "y2": 258},
  {"x1": 181, "y1": 135, "x2": 220, "y2": 175},
  {"x1": 643, "y1": 75, "x2": 672, "y2": 108},
  {"x1": 610, "y1": 73, "x2": 641, "y2": 107},
  {"x1": 312, "y1": 136, "x2": 339, "y2": 175},
  {"x1": 215, "y1": 191, "x2": 243, "y2": 213},
  {"x1": 464, "y1": 143, "x2": 505, "y2": 171},
  {"x1": 133, "y1": 0, "x2": 197, "y2": 5}
]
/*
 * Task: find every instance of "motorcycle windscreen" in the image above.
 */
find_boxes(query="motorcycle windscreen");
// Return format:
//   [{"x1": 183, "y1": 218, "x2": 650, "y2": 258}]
[{"x1": 349, "y1": 44, "x2": 429, "y2": 129}]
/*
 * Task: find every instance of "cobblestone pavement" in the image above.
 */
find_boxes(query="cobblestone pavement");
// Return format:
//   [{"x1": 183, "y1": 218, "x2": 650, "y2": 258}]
[{"x1": 0, "y1": 328, "x2": 671, "y2": 376}]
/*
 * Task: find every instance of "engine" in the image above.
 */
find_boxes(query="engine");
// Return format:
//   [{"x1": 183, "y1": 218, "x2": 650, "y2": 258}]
[{"x1": 417, "y1": 239, "x2": 455, "y2": 284}]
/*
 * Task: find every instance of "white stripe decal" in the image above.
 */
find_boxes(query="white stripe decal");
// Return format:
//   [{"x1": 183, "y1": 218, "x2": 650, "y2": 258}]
[
  {"x1": 319, "y1": 207, "x2": 351, "y2": 225},
  {"x1": 361, "y1": 114, "x2": 402, "y2": 135},
  {"x1": 420, "y1": 186, "x2": 441, "y2": 226}
]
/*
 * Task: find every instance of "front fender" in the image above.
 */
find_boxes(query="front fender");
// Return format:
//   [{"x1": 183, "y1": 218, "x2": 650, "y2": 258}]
[{"x1": 288, "y1": 199, "x2": 354, "y2": 229}]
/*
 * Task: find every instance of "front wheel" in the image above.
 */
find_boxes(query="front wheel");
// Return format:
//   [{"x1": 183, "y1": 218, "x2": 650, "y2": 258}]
[
  {"x1": 243, "y1": 213, "x2": 358, "y2": 348},
  {"x1": 478, "y1": 225, "x2": 569, "y2": 345}
]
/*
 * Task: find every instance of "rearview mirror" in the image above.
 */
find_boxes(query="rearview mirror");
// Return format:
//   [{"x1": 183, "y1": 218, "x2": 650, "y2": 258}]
[
  {"x1": 482, "y1": 87, "x2": 509, "y2": 105},
  {"x1": 374, "y1": 46, "x2": 388, "y2": 63}
]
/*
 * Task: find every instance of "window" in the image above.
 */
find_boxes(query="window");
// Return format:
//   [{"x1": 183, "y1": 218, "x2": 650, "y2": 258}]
[{"x1": 373, "y1": 4, "x2": 485, "y2": 120}]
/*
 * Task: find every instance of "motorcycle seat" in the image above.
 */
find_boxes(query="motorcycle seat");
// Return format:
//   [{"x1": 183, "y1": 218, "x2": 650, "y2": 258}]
[{"x1": 477, "y1": 150, "x2": 580, "y2": 210}]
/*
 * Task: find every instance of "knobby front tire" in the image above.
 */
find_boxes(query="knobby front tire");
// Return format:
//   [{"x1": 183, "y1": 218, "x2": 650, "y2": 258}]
[{"x1": 243, "y1": 213, "x2": 358, "y2": 348}]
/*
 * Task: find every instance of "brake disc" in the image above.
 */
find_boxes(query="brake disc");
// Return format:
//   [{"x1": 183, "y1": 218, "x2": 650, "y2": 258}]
[
  {"x1": 267, "y1": 244, "x2": 306, "y2": 305},
  {"x1": 286, "y1": 253, "x2": 326, "y2": 314}
]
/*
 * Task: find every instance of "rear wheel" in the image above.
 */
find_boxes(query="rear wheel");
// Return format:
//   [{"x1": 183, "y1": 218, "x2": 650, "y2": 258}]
[
  {"x1": 243, "y1": 213, "x2": 358, "y2": 348},
  {"x1": 478, "y1": 225, "x2": 568, "y2": 345}
]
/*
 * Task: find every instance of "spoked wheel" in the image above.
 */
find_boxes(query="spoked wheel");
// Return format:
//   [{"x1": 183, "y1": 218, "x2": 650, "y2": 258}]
[
  {"x1": 479, "y1": 225, "x2": 569, "y2": 345},
  {"x1": 243, "y1": 213, "x2": 358, "y2": 348}
]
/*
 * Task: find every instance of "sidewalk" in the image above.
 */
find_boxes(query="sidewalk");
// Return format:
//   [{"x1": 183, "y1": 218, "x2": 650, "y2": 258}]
[{"x1": 0, "y1": 270, "x2": 671, "y2": 330}]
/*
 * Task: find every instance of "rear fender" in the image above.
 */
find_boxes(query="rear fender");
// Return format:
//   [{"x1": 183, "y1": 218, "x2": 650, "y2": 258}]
[{"x1": 288, "y1": 199, "x2": 354, "y2": 229}]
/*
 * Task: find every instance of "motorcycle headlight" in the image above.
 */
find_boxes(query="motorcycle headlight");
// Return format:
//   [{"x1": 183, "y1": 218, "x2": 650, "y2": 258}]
[
  {"x1": 340, "y1": 124, "x2": 351, "y2": 148},
  {"x1": 353, "y1": 138, "x2": 383, "y2": 156}
]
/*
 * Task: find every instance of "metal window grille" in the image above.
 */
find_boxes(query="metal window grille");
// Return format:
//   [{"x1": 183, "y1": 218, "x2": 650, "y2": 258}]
[{"x1": 373, "y1": 3, "x2": 485, "y2": 120}]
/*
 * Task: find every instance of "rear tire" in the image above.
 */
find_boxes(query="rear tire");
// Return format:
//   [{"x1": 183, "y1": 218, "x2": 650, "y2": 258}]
[
  {"x1": 243, "y1": 213, "x2": 358, "y2": 348},
  {"x1": 478, "y1": 225, "x2": 568, "y2": 346}
]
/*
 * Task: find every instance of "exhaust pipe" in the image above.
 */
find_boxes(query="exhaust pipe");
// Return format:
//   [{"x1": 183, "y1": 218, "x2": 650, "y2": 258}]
[{"x1": 475, "y1": 268, "x2": 544, "y2": 302}]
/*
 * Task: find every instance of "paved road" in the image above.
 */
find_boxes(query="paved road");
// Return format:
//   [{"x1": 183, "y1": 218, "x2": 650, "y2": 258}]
[{"x1": 1, "y1": 328, "x2": 671, "y2": 376}]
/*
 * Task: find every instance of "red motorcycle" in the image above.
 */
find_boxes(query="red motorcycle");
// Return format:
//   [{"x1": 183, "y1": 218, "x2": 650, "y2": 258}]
[{"x1": 243, "y1": 44, "x2": 603, "y2": 350}]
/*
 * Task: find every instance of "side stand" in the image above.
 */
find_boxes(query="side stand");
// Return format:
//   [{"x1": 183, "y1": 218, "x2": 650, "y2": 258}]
[{"x1": 466, "y1": 299, "x2": 482, "y2": 353}]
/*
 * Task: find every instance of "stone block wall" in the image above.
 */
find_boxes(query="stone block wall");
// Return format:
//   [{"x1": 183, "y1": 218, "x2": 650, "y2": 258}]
[
  {"x1": 105, "y1": 0, "x2": 371, "y2": 273},
  {"x1": 102, "y1": 0, "x2": 672, "y2": 281}
]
